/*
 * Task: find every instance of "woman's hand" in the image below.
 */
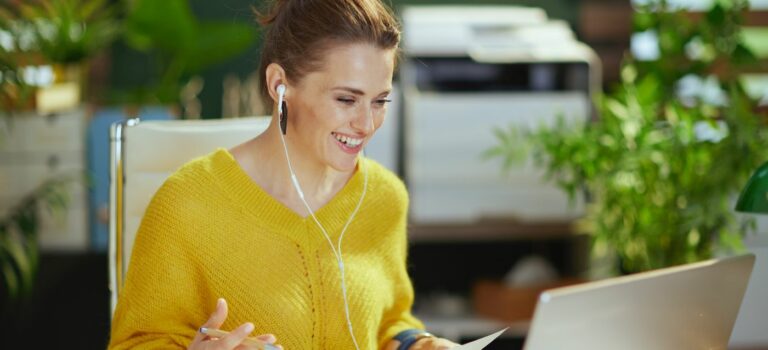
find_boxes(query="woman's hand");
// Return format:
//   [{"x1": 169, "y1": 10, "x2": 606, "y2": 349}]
[
  {"x1": 410, "y1": 336, "x2": 459, "y2": 350},
  {"x1": 188, "y1": 298, "x2": 283, "y2": 350}
]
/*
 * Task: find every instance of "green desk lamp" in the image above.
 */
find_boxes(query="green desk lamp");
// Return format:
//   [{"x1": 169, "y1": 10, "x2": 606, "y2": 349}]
[{"x1": 736, "y1": 161, "x2": 768, "y2": 213}]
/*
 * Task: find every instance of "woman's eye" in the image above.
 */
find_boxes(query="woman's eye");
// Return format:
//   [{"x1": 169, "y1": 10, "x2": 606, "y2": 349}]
[
  {"x1": 374, "y1": 99, "x2": 392, "y2": 107},
  {"x1": 337, "y1": 98, "x2": 356, "y2": 105}
]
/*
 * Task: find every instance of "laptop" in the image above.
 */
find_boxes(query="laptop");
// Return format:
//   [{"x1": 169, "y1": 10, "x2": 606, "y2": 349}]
[{"x1": 523, "y1": 254, "x2": 755, "y2": 350}]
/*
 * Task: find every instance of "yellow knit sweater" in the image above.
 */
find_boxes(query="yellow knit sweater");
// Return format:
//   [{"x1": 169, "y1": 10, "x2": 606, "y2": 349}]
[{"x1": 108, "y1": 148, "x2": 424, "y2": 349}]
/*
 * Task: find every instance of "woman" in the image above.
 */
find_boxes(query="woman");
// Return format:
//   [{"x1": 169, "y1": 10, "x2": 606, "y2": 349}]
[{"x1": 108, "y1": 0, "x2": 458, "y2": 349}]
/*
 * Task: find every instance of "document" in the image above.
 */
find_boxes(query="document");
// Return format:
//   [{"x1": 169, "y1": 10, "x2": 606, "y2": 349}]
[{"x1": 452, "y1": 328, "x2": 508, "y2": 350}]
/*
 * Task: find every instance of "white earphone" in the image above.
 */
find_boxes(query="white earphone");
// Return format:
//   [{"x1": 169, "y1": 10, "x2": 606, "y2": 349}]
[
  {"x1": 277, "y1": 84, "x2": 286, "y2": 115},
  {"x1": 275, "y1": 83, "x2": 366, "y2": 350}
]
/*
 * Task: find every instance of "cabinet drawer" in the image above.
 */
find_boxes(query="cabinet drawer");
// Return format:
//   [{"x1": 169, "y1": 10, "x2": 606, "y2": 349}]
[
  {"x1": 37, "y1": 206, "x2": 88, "y2": 251},
  {"x1": 0, "y1": 153, "x2": 84, "y2": 199},
  {"x1": 0, "y1": 109, "x2": 86, "y2": 154},
  {"x1": 0, "y1": 181, "x2": 88, "y2": 251}
]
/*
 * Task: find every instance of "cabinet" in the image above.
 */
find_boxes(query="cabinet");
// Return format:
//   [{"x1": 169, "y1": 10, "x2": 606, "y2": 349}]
[{"x1": 0, "y1": 109, "x2": 89, "y2": 251}]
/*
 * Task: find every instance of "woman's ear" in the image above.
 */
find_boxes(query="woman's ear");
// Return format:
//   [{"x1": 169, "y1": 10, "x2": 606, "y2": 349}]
[{"x1": 265, "y1": 63, "x2": 288, "y2": 104}]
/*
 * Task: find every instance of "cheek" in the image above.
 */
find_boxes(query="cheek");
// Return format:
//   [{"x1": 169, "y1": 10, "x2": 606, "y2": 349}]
[
  {"x1": 301, "y1": 103, "x2": 342, "y2": 134},
  {"x1": 373, "y1": 110, "x2": 386, "y2": 131}
]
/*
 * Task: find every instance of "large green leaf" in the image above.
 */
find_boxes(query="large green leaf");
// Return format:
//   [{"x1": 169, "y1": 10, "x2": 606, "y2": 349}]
[
  {"x1": 0, "y1": 234, "x2": 35, "y2": 300},
  {"x1": 184, "y1": 21, "x2": 256, "y2": 75},
  {"x1": 0, "y1": 179, "x2": 70, "y2": 304},
  {"x1": 1, "y1": 260, "x2": 20, "y2": 301},
  {"x1": 124, "y1": 0, "x2": 197, "y2": 53}
]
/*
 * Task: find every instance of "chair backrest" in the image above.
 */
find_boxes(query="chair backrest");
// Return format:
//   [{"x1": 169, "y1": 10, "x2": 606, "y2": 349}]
[{"x1": 108, "y1": 116, "x2": 271, "y2": 315}]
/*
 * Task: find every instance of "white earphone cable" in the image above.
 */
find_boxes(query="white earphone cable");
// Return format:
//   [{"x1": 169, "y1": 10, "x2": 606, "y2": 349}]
[{"x1": 277, "y1": 85, "x2": 365, "y2": 350}]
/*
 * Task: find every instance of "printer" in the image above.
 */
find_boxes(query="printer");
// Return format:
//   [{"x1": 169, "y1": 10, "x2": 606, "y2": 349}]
[{"x1": 400, "y1": 6, "x2": 600, "y2": 224}]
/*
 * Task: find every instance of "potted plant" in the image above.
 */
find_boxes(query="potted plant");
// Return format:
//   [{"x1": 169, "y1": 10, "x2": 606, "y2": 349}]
[
  {"x1": 488, "y1": 0, "x2": 768, "y2": 274},
  {"x1": 0, "y1": 0, "x2": 120, "y2": 102}
]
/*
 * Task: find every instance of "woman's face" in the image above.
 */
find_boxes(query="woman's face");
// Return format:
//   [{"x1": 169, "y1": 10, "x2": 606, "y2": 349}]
[{"x1": 285, "y1": 42, "x2": 395, "y2": 172}]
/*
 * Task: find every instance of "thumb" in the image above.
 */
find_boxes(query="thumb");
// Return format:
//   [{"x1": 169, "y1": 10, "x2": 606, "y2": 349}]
[{"x1": 203, "y1": 298, "x2": 228, "y2": 329}]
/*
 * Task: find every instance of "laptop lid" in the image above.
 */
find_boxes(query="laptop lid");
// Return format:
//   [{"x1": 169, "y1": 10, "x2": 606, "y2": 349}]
[{"x1": 524, "y1": 254, "x2": 755, "y2": 350}]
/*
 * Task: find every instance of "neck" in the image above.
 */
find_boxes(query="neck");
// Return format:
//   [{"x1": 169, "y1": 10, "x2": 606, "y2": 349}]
[{"x1": 253, "y1": 118, "x2": 357, "y2": 211}]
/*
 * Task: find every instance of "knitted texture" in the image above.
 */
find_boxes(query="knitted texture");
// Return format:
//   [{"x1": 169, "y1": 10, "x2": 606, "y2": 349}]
[{"x1": 108, "y1": 148, "x2": 424, "y2": 349}]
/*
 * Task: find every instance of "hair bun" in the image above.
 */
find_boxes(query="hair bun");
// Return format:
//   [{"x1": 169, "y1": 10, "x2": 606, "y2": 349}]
[{"x1": 253, "y1": 0, "x2": 290, "y2": 26}]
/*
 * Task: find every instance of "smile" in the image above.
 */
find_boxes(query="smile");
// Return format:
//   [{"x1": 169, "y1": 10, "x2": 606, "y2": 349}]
[
  {"x1": 332, "y1": 132, "x2": 363, "y2": 147},
  {"x1": 331, "y1": 132, "x2": 364, "y2": 153}
]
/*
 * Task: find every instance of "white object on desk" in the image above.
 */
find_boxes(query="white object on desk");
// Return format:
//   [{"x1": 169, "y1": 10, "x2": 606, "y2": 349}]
[
  {"x1": 419, "y1": 315, "x2": 527, "y2": 342},
  {"x1": 452, "y1": 328, "x2": 508, "y2": 350},
  {"x1": 524, "y1": 254, "x2": 754, "y2": 350}
]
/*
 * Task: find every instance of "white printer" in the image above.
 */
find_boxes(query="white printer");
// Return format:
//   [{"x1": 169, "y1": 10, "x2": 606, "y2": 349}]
[{"x1": 400, "y1": 6, "x2": 600, "y2": 224}]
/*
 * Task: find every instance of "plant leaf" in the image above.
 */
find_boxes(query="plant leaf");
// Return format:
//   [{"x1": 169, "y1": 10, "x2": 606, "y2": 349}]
[{"x1": 183, "y1": 22, "x2": 256, "y2": 74}]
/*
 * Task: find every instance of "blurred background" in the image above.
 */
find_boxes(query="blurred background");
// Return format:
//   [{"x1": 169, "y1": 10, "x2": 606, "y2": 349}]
[{"x1": 1, "y1": 0, "x2": 767, "y2": 348}]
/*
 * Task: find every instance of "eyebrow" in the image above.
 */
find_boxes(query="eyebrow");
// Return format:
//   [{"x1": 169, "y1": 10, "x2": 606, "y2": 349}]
[{"x1": 332, "y1": 86, "x2": 391, "y2": 96}]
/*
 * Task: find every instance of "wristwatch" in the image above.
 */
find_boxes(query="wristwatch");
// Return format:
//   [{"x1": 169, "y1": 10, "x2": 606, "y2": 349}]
[{"x1": 395, "y1": 329, "x2": 435, "y2": 350}]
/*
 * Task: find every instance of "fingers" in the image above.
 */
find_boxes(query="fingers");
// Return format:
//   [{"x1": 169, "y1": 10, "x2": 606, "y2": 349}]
[
  {"x1": 415, "y1": 337, "x2": 458, "y2": 350},
  {"x1": 189, "y1": 299, "x2": 283, "y2": 350},
  {"x1": 435, "y1": 337, "x2": 459, "y2": 350},
  {"x1": 218, "y1": 322, "x2": 255, "y2": 349},
  {"x1": 255, "y1": 334, "x2": 282, "y2": 349},
  {"x1": 233, "y1": 334, "x2": 281, "y2": 350},
  {"x1": 203, "y1": 298, "x2": 229, "y2": 329},
  {"x1": 191, "y1": 298, "x2": 229, "y2": 346},
  {"x1": 255, "y1": 334, "x2": 276, "y2": 343}
]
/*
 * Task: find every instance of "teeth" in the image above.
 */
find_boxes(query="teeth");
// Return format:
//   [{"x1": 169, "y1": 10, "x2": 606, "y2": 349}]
[{"x1": 333, "y1": 132, "x2": 363, "y2": 147}]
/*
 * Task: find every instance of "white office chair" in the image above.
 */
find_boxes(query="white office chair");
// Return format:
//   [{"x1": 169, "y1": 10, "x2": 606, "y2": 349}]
[{"x1": 108, "y1": 116, "x2": 271, "y2": 315}]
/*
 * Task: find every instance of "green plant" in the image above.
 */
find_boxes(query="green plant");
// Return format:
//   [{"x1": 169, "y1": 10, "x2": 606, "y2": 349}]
[
  {"x1": 118, "y1": 0, "x2": 256, "y2": 106},
  {"x1": 0, "y1": 178, "x2": 70, "y2": 310},
  {"x1": 0, "y1": 0, "x2": 119, "y2": 112},
  {"x1": 1, "y1": 0, "x2": 120, "y2": 64},
  {"x1": 488, "y1": 0, "x2": 768, "y2": 273},
  {"x1": 0, "y1": 8, "x2": 34, "y2": 111},
  {"x1": 0, "y1": 53, "x2": 35, "y2": 111}
]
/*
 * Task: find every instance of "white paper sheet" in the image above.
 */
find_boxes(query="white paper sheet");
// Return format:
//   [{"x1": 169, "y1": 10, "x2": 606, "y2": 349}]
[{"x1": 451, "y1": 328, "x2": 508, "y2": 350}]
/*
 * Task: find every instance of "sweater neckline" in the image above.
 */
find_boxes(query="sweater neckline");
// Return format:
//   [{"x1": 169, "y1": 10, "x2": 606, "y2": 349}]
[{"x1": 211, "y1": 148, "x2": 367, "y2": 241}]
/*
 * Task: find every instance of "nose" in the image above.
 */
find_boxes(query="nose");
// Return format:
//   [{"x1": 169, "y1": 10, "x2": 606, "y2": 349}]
[{"x1": 350, "y1": 104, "x2": 375, "y2": 135}]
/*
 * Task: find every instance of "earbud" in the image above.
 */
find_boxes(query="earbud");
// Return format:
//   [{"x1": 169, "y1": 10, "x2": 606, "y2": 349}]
[
  {"x1": 276, "y1": 84, "x2": 286, "y2": 109},
  {"x1": 276, "y1": 84, "x2": 287, "y2": 135}
]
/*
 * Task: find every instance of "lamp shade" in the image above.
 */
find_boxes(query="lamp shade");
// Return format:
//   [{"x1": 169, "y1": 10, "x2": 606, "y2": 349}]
[{"x1": 736, "y1": 161, "x2": 768, "y2": 213}]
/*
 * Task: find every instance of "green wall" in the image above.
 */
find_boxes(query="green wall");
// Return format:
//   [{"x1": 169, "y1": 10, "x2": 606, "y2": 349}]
[{"x1": 108, "y1": 0, "x2": 581, "y2": 118}]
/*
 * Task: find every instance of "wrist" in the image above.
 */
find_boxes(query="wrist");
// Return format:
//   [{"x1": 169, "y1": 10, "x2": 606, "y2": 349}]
[{"x1": 394, "y1": 329, "x2": 434, "y2": 350}]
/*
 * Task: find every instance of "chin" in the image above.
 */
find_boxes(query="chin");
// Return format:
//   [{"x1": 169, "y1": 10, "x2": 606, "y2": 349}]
[
  {"x1": 325, "y1": 153, "x2": 359, "y2": 173},
  {"x1": 332, "y1": 158, "x2": 359, "y2": 173},
  {"x1": 324, "y1": 139, "x2": 363, "y2": 173}
]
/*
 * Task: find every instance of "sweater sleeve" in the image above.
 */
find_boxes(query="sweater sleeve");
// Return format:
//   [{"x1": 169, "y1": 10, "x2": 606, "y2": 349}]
[
  {"x1": 377, "y1": 245, "x2": 425, "y2": 348},
  {"x1": 108, "y1": 176, "x2": 210, "y2": 350},
  {"x1": 377, "y1": 178, "x2": 426, "y2": 349}
]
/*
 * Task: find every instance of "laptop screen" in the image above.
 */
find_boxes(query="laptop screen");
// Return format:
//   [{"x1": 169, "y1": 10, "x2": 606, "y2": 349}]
[{"x1": 524, "y1": 254, "x2": 755, "y2": 350}]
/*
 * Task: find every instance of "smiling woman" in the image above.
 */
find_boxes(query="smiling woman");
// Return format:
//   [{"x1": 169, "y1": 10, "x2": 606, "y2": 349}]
[
  {"x1": 107, "y1": 1, "x2": 456, "y2": 350},
  {"x1": 261, "y1": 43, "x2": 395, "y2": 180}
]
